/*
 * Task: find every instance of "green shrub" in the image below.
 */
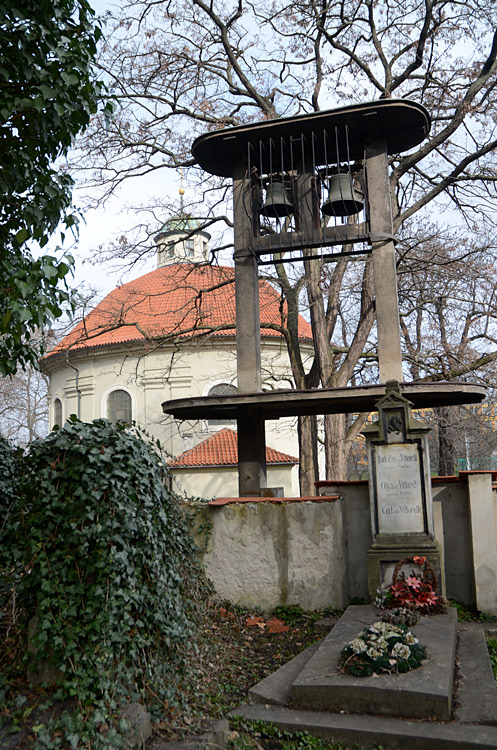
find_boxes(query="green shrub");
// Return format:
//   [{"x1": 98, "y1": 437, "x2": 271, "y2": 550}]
[
  {"x1": 4, "y1": 417, "x2": 210, "y2": 747},
  {"x1": 0, "y1": 435, "x2": 17, "y2": 570}
]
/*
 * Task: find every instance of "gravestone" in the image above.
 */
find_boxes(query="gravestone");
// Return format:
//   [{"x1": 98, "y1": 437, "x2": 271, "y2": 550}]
[
  {"x1": 362, "y1": 380, "x2": 444, "y2": 599},
  {"x1": 375, "y1": 442, "x2": 425, "y2": 534}
]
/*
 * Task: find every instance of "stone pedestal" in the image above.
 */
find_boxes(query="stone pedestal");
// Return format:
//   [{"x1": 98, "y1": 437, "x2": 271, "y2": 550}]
[{"x1": 366, "y1": 540, "x2": 445, "y2": 601}]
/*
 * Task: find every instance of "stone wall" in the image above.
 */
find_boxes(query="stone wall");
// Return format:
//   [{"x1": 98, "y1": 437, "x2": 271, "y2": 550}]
[
  {"x1": 190, "y1": 496, "x2": 346, "y2": 611},
  {"x1": 318, "y1": 472, "x2": 497, "y2": 614},
  {"x1": 188, "y1": 471, "x2": 497, "y2": 614}
]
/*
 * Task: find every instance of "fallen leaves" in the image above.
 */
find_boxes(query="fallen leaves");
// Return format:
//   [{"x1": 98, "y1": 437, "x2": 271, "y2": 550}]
[
  {"x1": 245, "y1": 615, "x2": 266, "y2": 629},
  {"x1": 218, "y1": 607, "x2": 235, "y2": 620},
  {"x1": 266, "y1": 618, "x2": 290, "y2": 634},
  {"x1": 179, "y1": 602, "x2": 323, "y2": 744},
  {"x1": 245, "y1": 615, "x2": 289, "y2": 633}
]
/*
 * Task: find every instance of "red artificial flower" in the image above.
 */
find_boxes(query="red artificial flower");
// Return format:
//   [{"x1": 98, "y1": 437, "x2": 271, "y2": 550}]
[
  {"x1": 406, "y1": 575, "x2": 422, "y2": 590},
  {"x1": 425, "y1": 590, "x2": 438, "y2": 605},
  {"x1": 413, "y1": 556, "x2": 426, "y2": 565},
  {"x1": 415, "y1": 593, "x2": 429, "y2": 607}
]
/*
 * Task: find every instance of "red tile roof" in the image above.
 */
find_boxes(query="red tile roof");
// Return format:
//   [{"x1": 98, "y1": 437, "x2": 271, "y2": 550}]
[
  {"x1": 46, "y1": 264, "x2": 312, "y2": 358},
  {"x1": 167, "y1": 427, "x2": 298, "y2": 468}
]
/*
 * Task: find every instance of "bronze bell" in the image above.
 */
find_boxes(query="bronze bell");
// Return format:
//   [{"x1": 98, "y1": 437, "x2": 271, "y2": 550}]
[
  {"x1": 322, "y1": 173, "x2": 364, "y2": 217},
  {"x1": 261, "y1": 181, "x2": 294, "y2": 218}
]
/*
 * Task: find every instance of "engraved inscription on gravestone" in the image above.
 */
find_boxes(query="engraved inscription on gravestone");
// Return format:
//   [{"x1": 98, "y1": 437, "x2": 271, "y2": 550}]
[{"x1": 375, "y1": 442, "x2": 424, "y2": 534}]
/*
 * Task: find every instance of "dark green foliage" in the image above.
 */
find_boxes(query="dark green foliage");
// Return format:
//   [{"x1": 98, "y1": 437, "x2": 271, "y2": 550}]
[
  {"x1": 0, "y1": 434, "x2": 16, "y2": 512},
  {"x1": 229, "y1": 718, "x2": 386, "y2": 750},
  {"x1": 271, "y1": 604, "x2": 341, "y2": 625},
  {"x1": 0, "y1": 436, "x2": 17, "y2": 572},
  {"x1": 450, "y1": 600, "x2": 497, "y2": 623},
  {"x1": 4, "y1": 418, "x2": 209, "y2": 747},
  {"x1": 0, "y1": 0, "x2": 108, "y2": 374}
]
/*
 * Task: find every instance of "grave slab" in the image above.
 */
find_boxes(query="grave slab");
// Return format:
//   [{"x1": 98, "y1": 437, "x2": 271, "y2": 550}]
[
  {"x1": 237, "y1": 606, "x2": 497, "y2": 749},
  {"x1": 291, "y1": 605, "x2": 456, "y2": 720},
  {"x1": 456, "y1": 626, "x2": 497, "y2": 725}
]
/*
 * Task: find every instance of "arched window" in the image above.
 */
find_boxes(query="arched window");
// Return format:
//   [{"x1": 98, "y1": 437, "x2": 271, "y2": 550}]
[
  {"x1": 107, "y1": 389, "x2": 132, "y2": 425},
  {"x1": 53, "y1": 398, "x2": 62, "y2": 429},
  {"x1": 208, "y1": 383, "x2": 237, "y2": 427}
]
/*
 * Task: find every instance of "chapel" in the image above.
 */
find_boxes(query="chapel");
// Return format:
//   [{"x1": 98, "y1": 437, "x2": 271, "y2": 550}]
[{"x1": 42, "y1": 214, "x2": 313, "y2": 497}]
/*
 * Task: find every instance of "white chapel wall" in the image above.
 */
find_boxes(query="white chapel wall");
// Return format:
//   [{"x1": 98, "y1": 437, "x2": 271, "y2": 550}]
[
  {"x1": 47, "y1": 333, "x2": 304, "y2": 493},
  {"x1": 171, "y1": 464, "x2": 297, "y2": 500}
]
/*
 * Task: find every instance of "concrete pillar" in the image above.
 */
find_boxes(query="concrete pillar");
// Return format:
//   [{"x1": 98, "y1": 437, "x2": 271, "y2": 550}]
[
  {"x1": 364, "y1": 136, "x2": 403, "y2": 383},
  {"x1": 233, "y1": 164, "x2": 266, "y2": 495},
  {"x1": 467, "y1": 473, "x2": 497, "y2": 615},
  {"x1": 433, "y1": 498, "x2": 445, "y2": 570}
]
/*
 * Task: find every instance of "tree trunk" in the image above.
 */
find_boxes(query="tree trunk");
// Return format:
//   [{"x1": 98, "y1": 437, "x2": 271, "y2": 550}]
[
  {"x1": 437, "y1": 406, "x2": 456, "y2": 476},
  {"x1": 298, "y1": 415, "x2": 319, "y2": 495},
  {"x1": 324, "y1": 413, "x2": 347, "y2": 480}
]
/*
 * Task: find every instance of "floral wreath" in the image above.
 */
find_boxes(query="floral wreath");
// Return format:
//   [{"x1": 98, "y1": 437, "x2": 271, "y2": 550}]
[
  {"x1": 376, "y1": 555, "x2": 446, "y2": 615},
  {"x1": 341, "y1": 620, "x2": 427, "y2": 677}
]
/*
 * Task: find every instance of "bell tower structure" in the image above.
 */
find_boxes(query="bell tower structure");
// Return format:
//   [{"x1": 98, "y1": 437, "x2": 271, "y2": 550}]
[{"x1": 162, "y1": 100, "x2": 486, "y2": 498}]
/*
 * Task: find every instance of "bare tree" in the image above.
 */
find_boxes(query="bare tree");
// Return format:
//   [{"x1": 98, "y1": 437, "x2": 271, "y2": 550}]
[
  {"x1": 399, "y1": 228, "x2": 497, "y2": 382},
  {"x1": 427, "y1": 402, "x2": 497, "y2": 475},
  {"x1": 0, "y1": 367, "x2": 49, "y2": 445},
  {"x1": 0, "y1": 309, "x2": 99, "y2": 447},
  {"x1": 397, "y1": 225, "x2": 497, "y2": 473},
  {"x1": 72, "y1": 0, "x2": 497, "y2": 489}
]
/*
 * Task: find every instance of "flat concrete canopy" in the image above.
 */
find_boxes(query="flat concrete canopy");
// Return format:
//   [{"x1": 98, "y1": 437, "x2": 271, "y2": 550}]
[
  {"x1": 192, "y1": 99, "x2": 431, "y2": 178},
  {"x1": 162, "y1": 381, "x2": 486, "y2": 421}
]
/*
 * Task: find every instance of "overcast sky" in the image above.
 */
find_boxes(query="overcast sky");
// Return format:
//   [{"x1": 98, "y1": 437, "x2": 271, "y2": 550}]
[{"x1": 56, "y1": 0, "x2": 172, "y2": 300}]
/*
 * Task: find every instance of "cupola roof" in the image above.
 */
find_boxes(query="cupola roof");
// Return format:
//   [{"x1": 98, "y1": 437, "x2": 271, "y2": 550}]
[
  {"x1": 155, "y1": 213, "x2": 211, "y2": 241},
  {"x1": 45, "y1": 264, "x2": 312, "y2": 360}
]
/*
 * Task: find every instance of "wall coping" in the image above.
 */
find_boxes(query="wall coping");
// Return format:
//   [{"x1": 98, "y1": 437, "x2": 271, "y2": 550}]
[
  {"x1": 316, "y1": 471, "x2": 497, "y2": 487},
  {"x1": 315, "y1": 479, "x2": 368, "y2": 487},
  {"x1": 209, "y1": 495, "x2": 340, "y2": 506}
]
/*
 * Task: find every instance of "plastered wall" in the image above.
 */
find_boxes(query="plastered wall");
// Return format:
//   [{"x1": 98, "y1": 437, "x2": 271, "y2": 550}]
[
  {"x1": 188, "y1": 472, "x2": 497, "y2": 614},
  {"x1": 191, "y1": 497, "x2": 346, "y2": 611}
]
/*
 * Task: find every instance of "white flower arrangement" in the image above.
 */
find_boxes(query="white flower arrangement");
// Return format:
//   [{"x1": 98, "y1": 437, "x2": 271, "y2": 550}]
[{"x1": 341, "y1": 621, "x2": 426, "y2": 677}]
